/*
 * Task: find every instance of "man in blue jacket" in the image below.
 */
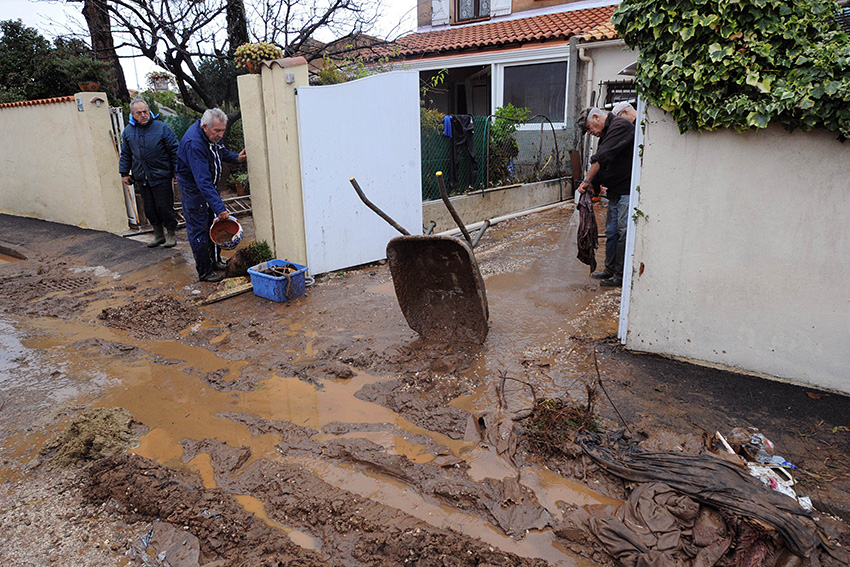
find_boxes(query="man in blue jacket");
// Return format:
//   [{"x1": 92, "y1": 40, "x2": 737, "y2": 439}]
[
  {"x1": 119, "y1": 98, "x2": 179, "y2": 247},
  {"x1": 176, "y1": 108, "x2": 246, "y2": 282}
]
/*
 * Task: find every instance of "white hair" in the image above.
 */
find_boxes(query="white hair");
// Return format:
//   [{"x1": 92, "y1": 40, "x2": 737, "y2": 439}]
[
  {"x1": 586, "y1": 107, "x2": 605, "y2": 121},
  {"x1": 130, "y1": 96, "x2": 148, "y2": 111},
  {"x1": 578, "y1": 107, "x2": 606, "y2": 132},
  {"x1": 202, "y1": 108, "x2": 228, "y2": 128},
  {"x1": 612, "y1": 101, "x2": 635, "y2": 116}
]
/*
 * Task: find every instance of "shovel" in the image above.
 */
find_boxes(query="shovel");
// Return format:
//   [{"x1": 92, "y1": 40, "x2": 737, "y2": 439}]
[{"x1": 350, "y1": 173, "x2": 489, "y2": 344}]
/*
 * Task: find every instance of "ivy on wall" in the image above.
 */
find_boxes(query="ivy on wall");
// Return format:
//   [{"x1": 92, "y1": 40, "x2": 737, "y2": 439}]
[{"x1": 612, "y1": 0, "x2": 850, "y2": 137}]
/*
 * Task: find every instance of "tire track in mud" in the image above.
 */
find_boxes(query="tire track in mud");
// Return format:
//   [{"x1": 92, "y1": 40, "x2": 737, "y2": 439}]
[{"x1": 85, "y1": 453, "x2": 549, "y2": 567}]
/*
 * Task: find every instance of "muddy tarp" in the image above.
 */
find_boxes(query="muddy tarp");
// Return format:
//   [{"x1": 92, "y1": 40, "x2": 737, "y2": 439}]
[
  {"x1": 586, "y1": 482, "x2": 732, "y2": 567},
  {"x1": 576, "y1": 190, "x2": 598, "y2": 272},
  {"x1": 578, "y1": 437, "x2": 819, "y2": 558}
]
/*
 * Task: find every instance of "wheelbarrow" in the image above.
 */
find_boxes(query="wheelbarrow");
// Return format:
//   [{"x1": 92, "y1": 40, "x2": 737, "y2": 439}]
[{"x1": 349, "y1": 172, "x2": 490, "y2": 344}]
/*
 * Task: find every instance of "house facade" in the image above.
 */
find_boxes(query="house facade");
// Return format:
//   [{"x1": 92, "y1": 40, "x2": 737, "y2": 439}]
[{"x1": 389, "y1": 0, "x2": 635, "y2": 130}]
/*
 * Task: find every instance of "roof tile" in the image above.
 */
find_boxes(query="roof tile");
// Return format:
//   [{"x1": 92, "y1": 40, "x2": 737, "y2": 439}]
[
  {"x1": 383, "y1": 5, "x2": 617, "y2": 58},
  {"x1": 0, "y1": 95, "x2": 76, "y2": 110}
]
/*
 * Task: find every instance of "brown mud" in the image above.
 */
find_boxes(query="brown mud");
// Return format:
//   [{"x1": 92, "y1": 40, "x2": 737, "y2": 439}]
[{"x1": 0, "y1": 205, "x2": 848, "y2": 566}]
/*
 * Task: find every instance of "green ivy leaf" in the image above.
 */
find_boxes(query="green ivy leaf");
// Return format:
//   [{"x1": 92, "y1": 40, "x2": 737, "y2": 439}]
[{"x1": 746, "y1": 111, "x2": 771, "y2": 128}]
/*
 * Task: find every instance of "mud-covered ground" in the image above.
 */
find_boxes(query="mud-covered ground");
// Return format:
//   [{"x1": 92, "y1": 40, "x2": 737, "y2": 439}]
[{"x1": 0, "y1": 206, "x2": 848, "y2": 567}]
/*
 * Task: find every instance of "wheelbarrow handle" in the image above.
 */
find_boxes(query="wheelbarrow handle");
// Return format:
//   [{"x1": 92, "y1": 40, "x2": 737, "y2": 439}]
[
  {"x1": 350, "y1": 177, "x2": 410, "y2": 236},
  {"x1": 436, "y1": 172, "x2": 473, "y2": 245}
]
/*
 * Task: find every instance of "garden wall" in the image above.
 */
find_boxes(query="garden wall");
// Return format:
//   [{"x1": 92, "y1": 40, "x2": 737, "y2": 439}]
[
  {"x1": 625, "y1": 106, "x2": 850, "y2": 394},
  {"x1": 423, "y1": 178, "x2": 569, "y2": 234},
  {"x1": 0, "y1": 94, "x2": 126, "y2": 234}
]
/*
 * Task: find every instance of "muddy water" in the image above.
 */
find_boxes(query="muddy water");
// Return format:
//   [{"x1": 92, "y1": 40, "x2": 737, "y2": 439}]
[
  {"x1": 0, "y1": 252, "x2": 22, "y2": 264},
  {"x1": 0, "y1": 204, "x2": 622, "y2": 566},
  {"x1": 3, "y1": 318, "x2": 604, "y2": 564}
]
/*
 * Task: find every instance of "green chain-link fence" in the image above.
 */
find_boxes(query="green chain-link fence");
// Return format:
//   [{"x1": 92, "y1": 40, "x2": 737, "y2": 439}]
[
  {"x1": 421, "y1": 114, "x2": 572, "y2": 201},
  {"x1": 421, "y1": 116, "x2": 487, "y2": 200}
]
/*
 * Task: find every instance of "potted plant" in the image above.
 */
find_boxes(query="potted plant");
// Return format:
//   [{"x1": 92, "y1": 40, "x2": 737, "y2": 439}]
[
  {"x1": 232, "y1": 172, "x2": 250, "y2": 196},
  {"x1": 146, "y1": 70, "x2": 174, "y2": 92},
  {"x1": 78, "y1": 80, "x2": 100, "y2": 92},
  {"x1": 234, "y1": 42, "x2": 284, "y2": 74}
]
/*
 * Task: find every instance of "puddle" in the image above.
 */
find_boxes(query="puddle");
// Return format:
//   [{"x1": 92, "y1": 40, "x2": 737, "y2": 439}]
[
  {"x1": 234, "y1": 493, "x2": 323, "y2": 552},
  {"x1": 295, "y1": 455, "x2": 597, "y2": 566},
  {"x1": 1, "y1": 314, "x2": 606, "y2": 565},
  {"x1": 366, "y1": 280, "x2": 396, "y2": 297},
  {"x1": 0, "y1": 319, "x2": 28, "y2": 376}
]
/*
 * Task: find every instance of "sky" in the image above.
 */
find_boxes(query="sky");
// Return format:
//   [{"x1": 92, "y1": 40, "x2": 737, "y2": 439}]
[{"x1": 1, "y1": 0, "x2": 417, "y2": 91}]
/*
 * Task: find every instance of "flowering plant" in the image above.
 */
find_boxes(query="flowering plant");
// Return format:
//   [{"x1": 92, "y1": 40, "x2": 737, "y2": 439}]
[
  {"x1": 146, "y1": 71, "x2": 174, "y2": 90},
  {"x1": 234, "y1": 42, "x2": 283, "y2": 72}
]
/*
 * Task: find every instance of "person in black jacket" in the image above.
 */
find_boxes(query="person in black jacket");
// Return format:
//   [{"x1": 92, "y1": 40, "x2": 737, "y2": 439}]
[
  {"x1": 576, "y1": 107, "x2": 635, "y2": 287},
  {"x1": 119, "y1": 98, "x2": 180, "y2": 248}
]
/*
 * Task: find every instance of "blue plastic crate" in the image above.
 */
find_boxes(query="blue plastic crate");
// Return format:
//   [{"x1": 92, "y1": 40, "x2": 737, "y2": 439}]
[{"x1": 248, "y1": 260, "x2": 308, "y2": 302}]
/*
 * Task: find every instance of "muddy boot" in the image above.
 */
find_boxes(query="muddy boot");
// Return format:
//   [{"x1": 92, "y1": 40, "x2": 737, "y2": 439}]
[
  {"x1": 163, "y1": 229, "x2": 177, "y2": 248},
  {"x1": 148, "y1": 225, "x2": 165, "y2": 247}
]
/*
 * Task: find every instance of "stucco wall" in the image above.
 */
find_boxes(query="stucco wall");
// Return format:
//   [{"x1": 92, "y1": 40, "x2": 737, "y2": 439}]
[
  {"x1": 0, "y1": 94, "x2": 127, "y2": 234},
  {"x1": 238, "y1": 60, "x2": 310, "y2": 266},
  {"x1": 584, "y1": 43, "x2": 636, "y2": 97},
  {"x1": 626, "y1": 106, "x2": 850, "y2": 394}
]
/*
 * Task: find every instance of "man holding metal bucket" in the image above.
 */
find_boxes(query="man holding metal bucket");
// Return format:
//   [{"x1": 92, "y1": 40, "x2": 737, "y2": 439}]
[{"x1": 176, "y1": 108, "x2": 246, "y2": 282}]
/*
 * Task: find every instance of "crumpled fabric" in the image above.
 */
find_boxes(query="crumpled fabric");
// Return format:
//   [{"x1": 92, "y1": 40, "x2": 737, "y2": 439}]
[
  {"x1": 576, "y1": 190, "x2": 598, "y2": 272},
  {"x1": 587, "y1": 482, "x2": 729, "y2": 567},
  {"x1": 578, "y1": 436, "x2": 819, "y2": 559}
]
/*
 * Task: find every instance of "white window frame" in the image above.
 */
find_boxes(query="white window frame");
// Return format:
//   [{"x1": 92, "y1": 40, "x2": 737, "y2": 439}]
[
  {"x1": 493, "y1": 56, "x2": 570, "y2": 129},
  {"x1": 397, "y1": 45, "x2": 571, "y2": 129}
]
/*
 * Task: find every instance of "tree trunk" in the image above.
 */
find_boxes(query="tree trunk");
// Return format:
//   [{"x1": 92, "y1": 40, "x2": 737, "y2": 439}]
[
  {"x1": 81, "y1": 0, "x2": 130, "y2": 103},
  {"x1": 226, "y1": 0, "x2": 250, "y2": 57}
]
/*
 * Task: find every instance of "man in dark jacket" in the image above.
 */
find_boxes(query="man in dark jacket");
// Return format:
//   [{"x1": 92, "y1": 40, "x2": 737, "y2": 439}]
[
  {"x1": 176, "y1": 108, "x2": 246, "y2": 283},
  {"x1": 119, "y1": 98, "x2": 179, "y2": 247},
  {"x1": 577, "y1": 107, "x2": 635, "y2": 287}
]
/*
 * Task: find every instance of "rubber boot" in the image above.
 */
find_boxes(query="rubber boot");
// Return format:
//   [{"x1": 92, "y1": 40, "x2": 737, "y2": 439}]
[
  {"x1": 163, "y1": 228, "x2": 177, "y2": 248},
  {"x1": 148, "y1": 225, "x2": 165, "y2": 247}
]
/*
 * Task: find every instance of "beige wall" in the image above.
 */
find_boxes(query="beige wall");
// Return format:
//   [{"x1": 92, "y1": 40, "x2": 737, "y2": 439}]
[
  {"x1": 418, "y1": 0, "x2": 431, "y2": 27},
  {"x1": 578, "y1": 41, "x2": 637, "y2": 109},
  {"x1": 238, "y1": 60, "x2": 310, "y2": 266},
  {"x1": 626, "y1": 106, "x2": 850, "y2": 394},
  {"x1": 0, "y1": 94, "x2": 127, "y2": 234}
]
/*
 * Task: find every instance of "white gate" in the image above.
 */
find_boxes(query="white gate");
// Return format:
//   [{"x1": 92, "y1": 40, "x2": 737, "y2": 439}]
[{"x1": 295, "y1": 71, "x2": 422, "y2": 275}]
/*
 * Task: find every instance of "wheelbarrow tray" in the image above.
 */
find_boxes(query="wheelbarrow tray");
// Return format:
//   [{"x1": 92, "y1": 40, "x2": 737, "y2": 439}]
[{"x1": 386, "y1": 234, "x2": 489, "y2": 344}]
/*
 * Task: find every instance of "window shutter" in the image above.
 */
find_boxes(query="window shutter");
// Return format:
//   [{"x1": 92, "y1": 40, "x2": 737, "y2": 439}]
[
  {"x1": 490, "y1": 0, "x2": 511, "y2": 17},
  {"x1": 432, "y1": 0, "x2": 450, "y2": 25}
]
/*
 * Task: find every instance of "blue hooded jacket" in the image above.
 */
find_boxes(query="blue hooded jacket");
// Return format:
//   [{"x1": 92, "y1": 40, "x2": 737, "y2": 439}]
[
  {"x1": 176, "y1": 119, "x2": 240, "y2": 216},
  {"x1": 118, "y1": 113, "x2": 179, "y2": 187}
]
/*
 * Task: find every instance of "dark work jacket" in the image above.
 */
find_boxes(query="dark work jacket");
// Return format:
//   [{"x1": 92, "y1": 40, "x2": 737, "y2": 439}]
[
  {"x1": 118, "y1": 115, "x2": 178, "y2": 187},
  {"x1": 176, "y1": 120, "x2": 240, "y2": 216},
  {"x1": 590, "y1": 114, "x2": 635, "y2": 199}
]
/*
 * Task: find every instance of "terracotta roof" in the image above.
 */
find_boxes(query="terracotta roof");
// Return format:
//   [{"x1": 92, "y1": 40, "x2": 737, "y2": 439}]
[
  {"x1": 0, "y1": 96, "x2": 75, "y2": 110},
  {"x1": 580, "y1": 19, "x2": 619, "y2": 41},
  {"x1": 382, "y1": 5, "x2": 617, "y2": 58}
]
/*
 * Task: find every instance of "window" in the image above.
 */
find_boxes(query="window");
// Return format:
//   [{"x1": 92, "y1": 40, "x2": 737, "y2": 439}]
[
  {"x1": 503, "y1": 61, "x2": 567, "y2": 122},
  {"x1": 604, "y1": 80, "x2": 637, "y2": 110},
  {"x1": 457, "y1": 0, "x2": 490, "y2": 22},
  {"x1": 837, "y1": 8, "x2": 850, "y2": 34}
]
